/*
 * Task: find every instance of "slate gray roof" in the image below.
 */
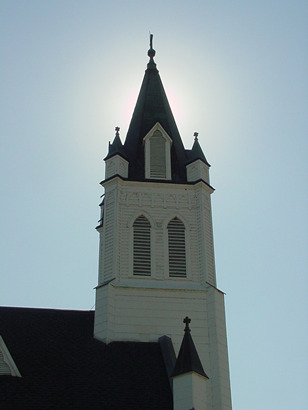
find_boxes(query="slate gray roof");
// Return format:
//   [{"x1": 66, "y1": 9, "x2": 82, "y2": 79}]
[{"x1": 0, "y1": 307, "x2": 172, "y2": 409}]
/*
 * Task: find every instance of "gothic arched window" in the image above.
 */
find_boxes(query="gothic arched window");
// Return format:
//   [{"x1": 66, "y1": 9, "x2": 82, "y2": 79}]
[
  {"x1": 168, "y1": 217, "x2": 186, "y2": 278},
  {"x1": 133, "y1": 215, "x2": 151, "y2": 276}
]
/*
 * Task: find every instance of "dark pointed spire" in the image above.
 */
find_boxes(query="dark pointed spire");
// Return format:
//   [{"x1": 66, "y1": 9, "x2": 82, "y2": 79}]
[
  {"x1": 171, "y1": 317, "x2": 209, "y2": 379},
  {"x1": 124, "y1": 37, "x2": 187, "y2": 182},
  {"x1": 186, "y1": 132, "x2": 210, "y2": 166},
  {"x1": 104, "y1": 126, "x2": 128, "y2": 161}
]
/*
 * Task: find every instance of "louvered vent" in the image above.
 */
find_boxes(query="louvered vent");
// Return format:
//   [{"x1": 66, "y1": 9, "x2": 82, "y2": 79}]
[
  {"x1": 133, "y1": 215, "x2": 151, "y2": 276},
  {"x1": 150, "y1": 131, "x2": 166, "y2": 179},
  {"x1": 168, "y1": 217, "x2": 186, "y2": 277}
]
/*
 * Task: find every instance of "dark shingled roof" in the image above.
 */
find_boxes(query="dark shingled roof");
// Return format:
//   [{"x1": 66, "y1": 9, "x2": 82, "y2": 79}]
[
  {"x1": 123, "y1": 44, "x2": 188, "y2": 183},
  {"x1": 0, "y1": 307, "x2": 172, "y2": 409}
]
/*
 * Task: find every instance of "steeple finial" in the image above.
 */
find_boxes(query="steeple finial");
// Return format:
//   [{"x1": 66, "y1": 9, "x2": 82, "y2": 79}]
[
  {"x1": 147, "y1": 33, "x2": 156, "y2": 69},
  {"x1": 183, "y1": 316, "x2": 191, "y2": 332},
  {"x1": 148, "y1": 34, "x2": 155, "y2": 57},
  {"x1": 115, "y1": 126, "x2": 120, "y2": 137},
  {"x1": 193, "y1": 132, "x2": 199, "y2": 141}
]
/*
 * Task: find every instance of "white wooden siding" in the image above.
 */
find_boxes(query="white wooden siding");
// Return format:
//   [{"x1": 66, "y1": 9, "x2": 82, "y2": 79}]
[
  {"x1": 95, "y1": 177, "x2": 231, "y2": 409},
  {"x1": 102, "y1": 179, "x2": 216, "y2": 284},
  {"x1": 187, "y1": 160, "x2": 210, "y2": 184}
]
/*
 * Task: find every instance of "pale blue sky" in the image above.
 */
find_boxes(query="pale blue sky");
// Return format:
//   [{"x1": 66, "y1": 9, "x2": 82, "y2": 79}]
[{"x1": 1, "y1": 1, "x2": 307, "y2": 409}]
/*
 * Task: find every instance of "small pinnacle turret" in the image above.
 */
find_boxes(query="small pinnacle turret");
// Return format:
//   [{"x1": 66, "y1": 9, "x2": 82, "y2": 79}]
[
  {"x1": 172, "y1": 317, "x2": 208, "y2": 379},
  {"x1": 187, "y1": 132, "x2": 210, "y2": 166},
  {"x1": 104, "y1": 126, "x2": 128, "y2": 161}
]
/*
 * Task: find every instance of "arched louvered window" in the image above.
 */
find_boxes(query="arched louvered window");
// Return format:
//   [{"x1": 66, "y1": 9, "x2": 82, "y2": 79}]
[
  {"x1": 150, "y1": 130, "x2": 166, "y2": 179},
  {"x1": 133, "y1": 215, "x2": 151, "y2": 276},
  {"x1": 168, "y1": 217, "x2": 186, "y2": 278}
]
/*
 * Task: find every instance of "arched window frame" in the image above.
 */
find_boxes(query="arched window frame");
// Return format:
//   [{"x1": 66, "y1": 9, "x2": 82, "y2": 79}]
[
  {"x1": 163, "y1": 214, "x2": 190, "y2": 280},
  {"x1": 128, "y1": 212, "x2": 155, "y2": 278},
  {"x1": 143, "y1": 122, "x2": 172, "y2": 180}
]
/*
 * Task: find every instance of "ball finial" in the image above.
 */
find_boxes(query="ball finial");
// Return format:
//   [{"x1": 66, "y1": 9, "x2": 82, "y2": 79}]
[{"x1": 148, "y1": 33, "x2": 156, "y2": 58}]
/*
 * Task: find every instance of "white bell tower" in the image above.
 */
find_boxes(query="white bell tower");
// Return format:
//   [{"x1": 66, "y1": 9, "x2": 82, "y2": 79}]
[{"x1": 94, "y1": 37, "x2": 232, "y2": 409}]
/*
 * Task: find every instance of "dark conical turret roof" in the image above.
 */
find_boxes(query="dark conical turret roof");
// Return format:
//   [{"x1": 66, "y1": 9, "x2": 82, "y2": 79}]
[
  {"x1": 171, "y1": 317, "x2": 209, "y2": 379},
  {"x1": 123, "y1": 37, "x2": 187, "y2": 182},
  {"x1": 186, "y1": 132, "x2": 210, "y2": 166},
  {"x1": 105, "y1": 127, "x2": 128, "y2": 161}
]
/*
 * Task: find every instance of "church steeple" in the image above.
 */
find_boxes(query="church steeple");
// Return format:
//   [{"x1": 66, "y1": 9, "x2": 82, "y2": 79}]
[
  {"x1": 94, "y1": 39, "x2": 232, "y2": 409},
  {"x1": 124, "y1": 35, "x2": 187, "y2": 182}
]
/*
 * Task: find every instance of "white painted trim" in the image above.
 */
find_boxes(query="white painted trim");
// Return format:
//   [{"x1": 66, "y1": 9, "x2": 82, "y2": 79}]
[
  {"x1": 0, "y1": 335, "x2": 21, "y2": 377},
  {"x1": 115, "y1": 278, "x2": 205, "y2": 290},
  {"x1": 102, "y1": 176, "x2": 212, "y2": 194},
  {"x1": 105, "y1": 155, "x2": 129, "y2": 179},
  {"x1": 161, "y1": 212, "x2": 190, "y2": 231},
  {"x1": 143, "y1": 122, "x2": 173, "y2": 144},
  {"x1": 127, "y1": 210, "x2": 155, "y2": 229}
]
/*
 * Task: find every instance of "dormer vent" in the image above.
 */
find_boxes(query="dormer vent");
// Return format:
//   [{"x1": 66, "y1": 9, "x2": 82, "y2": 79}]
[
  {"x1": 144, "y1": 122, "x2": 172, "y2": 181},
  {"x1": 150, "y1": 130, "x2": 166, "y2": 178}
]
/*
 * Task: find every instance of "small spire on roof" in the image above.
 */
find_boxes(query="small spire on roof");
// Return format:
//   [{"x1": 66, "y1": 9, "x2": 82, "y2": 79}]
[
  {"x1": 186, "y1": 132, "x2": 210, "y2": 166},
  {"x1": 104, "y1": 126, "x2": 128, "y2": 161},
  {"x1": 171, "y1": 316, "x2": 209, "y2": 379}
]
